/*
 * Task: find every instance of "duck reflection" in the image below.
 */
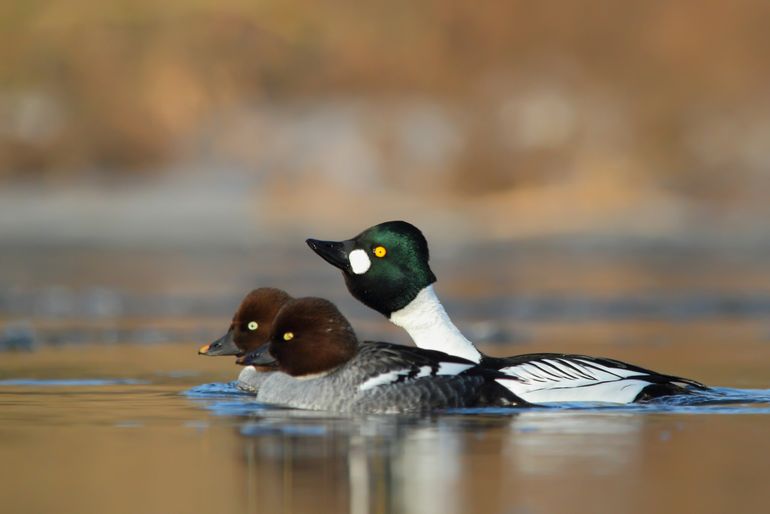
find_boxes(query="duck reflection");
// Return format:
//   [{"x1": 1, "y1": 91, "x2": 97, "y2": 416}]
[
  {"x1": 232, "y1": 407, "x2": 652, "y2": 514},
  {"x1": 234, "y1": 411, "x2": 524, "y2": 514},
  {"x1": 504, "y1": 410, "x2": 644, "y2": 477}
]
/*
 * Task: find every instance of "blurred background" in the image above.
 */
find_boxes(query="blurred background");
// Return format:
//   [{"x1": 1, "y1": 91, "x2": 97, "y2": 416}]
[
  {"x1": 2, "y1": 0, "x2": 769, "y2": 246},
  {"x1": 3, "y1": 4, "x2": 770, "y2": 514},
  {"x1": 2, "y1": 0, "x2": 770, "y2": 348}
]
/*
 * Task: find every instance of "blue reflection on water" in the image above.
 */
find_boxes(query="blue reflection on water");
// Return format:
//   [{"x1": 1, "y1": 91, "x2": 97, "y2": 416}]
[
  {"x1": 449, "y1": 387, "x2": 770, "y2": 415},
  {"x1": 184, "y1": 382, "x2": 770, "y2": 419},
  {"x1": 240, "y1": 422, "x2": 328, "y2": 437},
  {"x1": 184, "y1": 381, "x2": 246, "y2": 397}
]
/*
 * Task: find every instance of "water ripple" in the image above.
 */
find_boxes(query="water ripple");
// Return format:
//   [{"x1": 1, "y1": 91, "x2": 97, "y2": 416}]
[
  {"x1": 183, "y1": 381, "x2": 246, "y2": 398},
  {"x1": 186, "y1": 382, "x2": 770, "y2": 419},
  {"x1": 449, "y1": 387, "x2": 770, "y2": 415}
]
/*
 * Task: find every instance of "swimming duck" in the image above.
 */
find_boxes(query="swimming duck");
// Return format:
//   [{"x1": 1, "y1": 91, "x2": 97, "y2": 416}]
[
  {"x1": 241, "y1": 297, "x2": 527, "y2": 413},
  {"x1": 199, "y1": 287, "x2": 292, "y2": 392},
  {"x1": 306, "y1": 220, "x2": 708, "y2": 404}
]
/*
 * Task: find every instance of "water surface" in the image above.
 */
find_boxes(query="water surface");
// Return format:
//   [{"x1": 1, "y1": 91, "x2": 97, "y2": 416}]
[{"x1": 1, "y1": 244, "x2": 769, "y2": 514}]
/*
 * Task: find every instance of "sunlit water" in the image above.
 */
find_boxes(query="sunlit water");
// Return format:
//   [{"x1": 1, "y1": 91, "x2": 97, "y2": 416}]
[{"x1": 1, "y1": 244, "x2": 770, "y2": 514}]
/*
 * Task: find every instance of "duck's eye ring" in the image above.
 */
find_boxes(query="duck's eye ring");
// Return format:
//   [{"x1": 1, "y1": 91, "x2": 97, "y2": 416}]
[
  {"x1": 247, "y1": 321, "x2": 258, "y2": 331},
  {"x1": 373, "y1": 246, "x2": 387, "y2": 258},
  {"x1": 283, "y1": 332, "x2": 294, "y2": 341}
]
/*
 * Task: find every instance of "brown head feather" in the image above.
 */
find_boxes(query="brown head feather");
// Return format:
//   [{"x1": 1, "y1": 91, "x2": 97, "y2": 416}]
[
  {"x1": 230, "y1": 288, "x2": 293, "y2": 362},
  {"x1": 268, "y1": 297, "x2": 358, "y2": 377}
]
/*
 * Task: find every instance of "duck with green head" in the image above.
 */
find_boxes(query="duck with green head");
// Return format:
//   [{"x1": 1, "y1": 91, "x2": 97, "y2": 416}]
[{"x1": 306, "y1": 220, "x2": 709, "y2": 404}]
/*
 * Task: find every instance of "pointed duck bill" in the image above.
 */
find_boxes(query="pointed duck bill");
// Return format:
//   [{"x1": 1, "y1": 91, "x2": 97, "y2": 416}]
[
  {"x1": 240, "y1": 343, "x2": 277, "y2": 367},
  {"x1": 235, "y1": 344, "x2": 277, "y2": 367},
  {"x1": 198, "y1": 330, "x2": 240, "y2": 356},
  {"x1": 306, "y1": 238, "x2": 352, "y2": 272}
]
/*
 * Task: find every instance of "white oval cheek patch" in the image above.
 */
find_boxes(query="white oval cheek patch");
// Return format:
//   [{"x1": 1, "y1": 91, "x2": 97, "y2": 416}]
[{"x1": 348, "y1": 249, "x2": 371, "y2": 274}]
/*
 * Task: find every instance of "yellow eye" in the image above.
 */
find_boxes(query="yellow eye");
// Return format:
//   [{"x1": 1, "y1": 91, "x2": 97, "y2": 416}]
[
  {"x1": 283, "y1": 332, "x2": 294, "y2": 341},
  {"x1": 374, "y1": 246, "x2": 387, "y2": 258},
  {"x1": 247, "y1": 321, "x2": 258, "y2": 331}
]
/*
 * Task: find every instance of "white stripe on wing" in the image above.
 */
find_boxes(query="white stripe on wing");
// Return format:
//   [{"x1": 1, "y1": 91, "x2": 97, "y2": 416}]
[{"x1": 497, "y1": 357, "x2": 656, "y2": 404}]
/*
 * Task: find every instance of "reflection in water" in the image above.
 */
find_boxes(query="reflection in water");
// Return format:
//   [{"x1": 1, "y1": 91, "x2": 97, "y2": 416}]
[
  {"x1": 506, "y1": 412, "x2": 643, "y2": 477},
  {"x1": 1, "y1": 364, "x2": 770, "y2": 514},
  {"x1": 234, "y1": 410, "x2": 644, "y2": 514},
  {"x1": 2, "y1": 242, "x2": 770, "y2": 514},
  {"x1": 224, "y1": 407, "x2": 648, "y2": 514},
  {"x1": 232, "y1": 412, "x2": 519, "y2": 514},
  {"x1": 208, "y1": 388, "x2": 770, "y2": 514}
]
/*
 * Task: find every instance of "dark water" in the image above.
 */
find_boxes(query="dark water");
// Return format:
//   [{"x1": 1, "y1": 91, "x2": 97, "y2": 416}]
[{"x1": 1, "y1": 244, "x2": 770, "y2": 514}]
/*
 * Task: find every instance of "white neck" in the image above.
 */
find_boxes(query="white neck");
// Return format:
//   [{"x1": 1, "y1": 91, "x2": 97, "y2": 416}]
[{"x1": 389, "y1": 285, "x2": 482, "y2": 363}]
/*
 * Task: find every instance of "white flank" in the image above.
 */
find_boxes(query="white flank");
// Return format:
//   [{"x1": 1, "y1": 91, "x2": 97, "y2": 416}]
[
  {"x1": 348, "y1": 249, "x2": 371, "y2": 275},
  {"x1": 389, "y1": 286, "x2": 482, "y2": 363},
  {"x1": 497, "y1": 358, "x2": 652, "y2": 404},
  {"x1": 497, "y1": 378, "x2": 651, "y2": 404}
]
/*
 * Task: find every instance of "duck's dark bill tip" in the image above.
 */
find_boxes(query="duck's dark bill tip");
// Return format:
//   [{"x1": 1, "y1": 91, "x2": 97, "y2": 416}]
[
  {"x1": 305, "y1": 238, "x2": 349, "y2": 270},
  {"x1": 199, "y1": 332, "x2": 240, "y2": 356},
  {"x1": 236, "y1": 353, "x2": 277, "y2": 366},
  {"x1": 240, "y1": 344, "x2": 277, "y2": 366}
]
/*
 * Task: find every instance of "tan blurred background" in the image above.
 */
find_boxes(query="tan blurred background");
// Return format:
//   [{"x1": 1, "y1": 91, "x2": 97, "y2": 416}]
[
  {"x1": 2, "y1": 7, "x2": 770, "y2": 514},
  {"x1": 2, "y1": 0, "x2": 769, "y2": 246}
]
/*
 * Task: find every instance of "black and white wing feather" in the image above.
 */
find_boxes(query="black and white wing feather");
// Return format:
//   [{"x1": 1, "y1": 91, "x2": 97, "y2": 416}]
[
  {"x1": 484, "y1": 353, "x2": 707, "y2": 404},
  {"x1": 353, "y1": 341, "x2": 486, "y2": 391},
  {"x1": 346, "y1": 342, "x2": 526, "y2": 410}
]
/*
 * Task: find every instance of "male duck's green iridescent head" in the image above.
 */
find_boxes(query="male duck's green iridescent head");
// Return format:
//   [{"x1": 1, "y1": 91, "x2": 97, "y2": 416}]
[{"x1": 306, "y1": 220, "x2": 436, "y2": 317}]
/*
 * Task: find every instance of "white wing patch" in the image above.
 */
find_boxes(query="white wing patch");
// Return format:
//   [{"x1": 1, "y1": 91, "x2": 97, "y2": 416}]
[
  {"x1": 497, "y1": 358, "x2": 653, "y2": 404},
  {"x1": 357, "y1": 362, "x2": 473, "y2": 392},
  {"x1": 358, "y1": 370, "x2": 409, "y2": 391}
]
